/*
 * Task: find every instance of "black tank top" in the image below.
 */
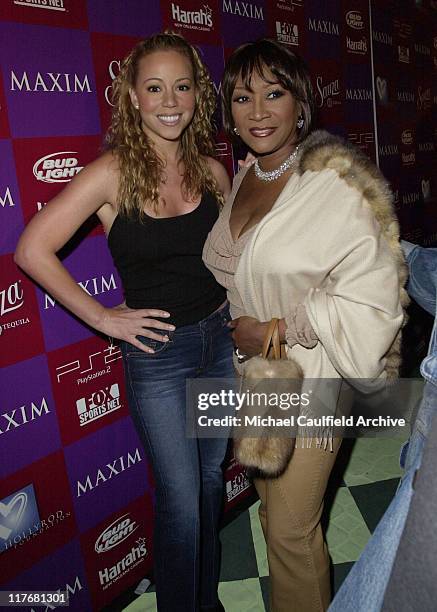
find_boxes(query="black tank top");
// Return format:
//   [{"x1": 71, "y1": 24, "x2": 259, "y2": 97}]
[{"x1": 107, "y1": 192, "x2": 226, "y2": 327}]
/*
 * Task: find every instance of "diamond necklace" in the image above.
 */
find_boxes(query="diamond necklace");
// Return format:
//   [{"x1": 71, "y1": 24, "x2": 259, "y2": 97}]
[{"x1": 253, "y1": 145, "x2": 300, "y2": 182}]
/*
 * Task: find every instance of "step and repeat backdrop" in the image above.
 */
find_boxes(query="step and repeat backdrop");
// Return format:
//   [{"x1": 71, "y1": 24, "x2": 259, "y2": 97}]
[{"x1": 0, "y1": 0, "x2": 436, "y2": 609}]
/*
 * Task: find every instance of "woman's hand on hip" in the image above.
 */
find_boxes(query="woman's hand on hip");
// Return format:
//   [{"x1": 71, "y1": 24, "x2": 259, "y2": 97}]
[
  {"x1": 99, "y1": 305, "x2": 175, "y2": 353},
  {"x1": 228, "y1": 316, "x2": 268, "y2": 357}
]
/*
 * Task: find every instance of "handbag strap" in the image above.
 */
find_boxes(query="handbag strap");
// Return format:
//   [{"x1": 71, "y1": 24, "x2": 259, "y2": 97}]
[{"x1": 261, "y1": 318, "x2": 282, "y2": 360}]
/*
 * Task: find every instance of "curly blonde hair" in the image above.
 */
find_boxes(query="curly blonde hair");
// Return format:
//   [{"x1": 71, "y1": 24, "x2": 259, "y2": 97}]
[{"x1": 105, "y1": 32, "x2": 223, "y2": 218}]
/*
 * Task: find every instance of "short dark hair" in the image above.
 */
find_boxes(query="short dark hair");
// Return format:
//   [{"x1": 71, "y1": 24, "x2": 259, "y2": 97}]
[{"x1": 221, "y1": 38, "x2": 315, "y2": 144}]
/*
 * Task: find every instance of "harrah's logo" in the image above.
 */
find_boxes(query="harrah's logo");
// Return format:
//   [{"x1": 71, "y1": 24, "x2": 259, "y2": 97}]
[
  {"x1": 95, "y1": 513, "x2": 138, "y2": 553},
  {"x1": 76, "y1": 448, "x2": 143, "y2": 497},
  {"x1": 315, "y1": 76, "x2": 341, "y2": 108},
  {"x1": 346, "y1": 10, "x2": 363, "y2": 30},
  {"x1": 11, "y1": 71, "x2": 91, "y2": 93},
  {"x1": 171, "y1": 3, "x2": 213, "y2": 27},
  {"x1": 33, "y1": 152, "x2": 83, "y2": 184},
  {"x1": 13, "y1": 0, "x2": 66, "y2": 11},
  {"x1": 223, "y1": 0, "x2": 264, "y2": 19},
  {"x1": 99, "y1": 538, "x2": 147, "y2": 587},
  {"x1": 308, "y1": 18, "x2": 339, "y2": 36}
]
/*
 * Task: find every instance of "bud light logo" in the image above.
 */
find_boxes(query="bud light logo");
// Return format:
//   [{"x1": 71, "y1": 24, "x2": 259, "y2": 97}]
[
  {"x1": 94, "y1": 513, "x2": 138, "y2": 553},
  {"x1": 33, "y1": 152, "x2": 83, "y2": 183}
]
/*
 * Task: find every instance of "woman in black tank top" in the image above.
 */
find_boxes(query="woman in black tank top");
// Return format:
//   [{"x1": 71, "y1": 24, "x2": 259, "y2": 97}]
[{"x1": 16, "y1": 33, "x2": 233, "y2": 612}]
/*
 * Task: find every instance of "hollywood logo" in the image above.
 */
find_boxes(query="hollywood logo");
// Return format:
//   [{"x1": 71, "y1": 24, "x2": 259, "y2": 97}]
[
  {"x1": 0, "y1": 397, "x2": 50, "y2": 436},
  {"x1": 171, "y1": 3, "x2": 213, "y2": 28},
  {"x1": 417, "y1": 86, "x2": 432, "y2": 111},
  {"x1": 346, "y1": 10, "x2": 363, "y2": 30},
  {"x1": 401, "y1": 129, "x2": 413, "y2": 145},
  {"x1": 33, "y1": 151, "x2": 83, "y2": 184},
  {"x1": 315, "y1": 76, "x2": 341, "y2": 108},
  {"x1": 95, "y1": 513, "x2": 138, "y2": 553},
  {"x1": 376, "y1": 76, "x2": 388, "y2": 104},
  {"x1": 98, "y1": 537, "x2": 148, "y2": 588},
  {"x1": 76, "y1": 383, "x2": 122, "y2": 426},
  {"x1": 104, "y1": 60, "x2": 121, "y2": 107},
  {"x1": 308, "y1": 18, "x2": 339, "y2": 36},
  {"x1": 10, "y1": 71, "x2": 91, "y2": 93},
  {"x1": 0, "y1": 187, "x2": 15, "y2": 209},
  {"x1": 55, "y1": 344, "x2": 122, "y2": 385},
  {"x1": 346, "y1": 37, "x2": 367, "y2": 54},
  {"x1": 276, "y1": 21, "x2": 299, "y2": 46},
  {"x1": 13, "y1": 0, "x2": 67, "y2": 10},
  {"x1": 0, "y1": 484, "x2": 40, "y2": 554},
  {"x1": 76, "y1": 448, "x2": 143, "y2": 497},
  {"x1": 226, "y1": 470, "x2": 250, "y2": 502},
  {"x1": 422, "y1": 179, "x2": 431, "y2": 202},
  {"x1": 223, "y1": 0, "x2": 264, "y2": 19},
  {"x1": 44, "y1": 274, "x2": 117, "y2": 310},
  {"x1": 398, "y1": 45, "x2": 410, "y2": 64},
  {"x1": 372, "y1": 30, "x2": 393, "y2": 45}
]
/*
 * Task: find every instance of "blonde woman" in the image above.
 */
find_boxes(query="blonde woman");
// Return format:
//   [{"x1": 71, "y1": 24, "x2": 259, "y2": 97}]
[{"x1": 16, "y1": 33, "x2": 232, "y2": 612}]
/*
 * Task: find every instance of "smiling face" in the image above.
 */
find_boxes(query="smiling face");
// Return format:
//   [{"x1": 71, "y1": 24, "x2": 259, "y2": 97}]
[
  {"x1": 231, "y1": 66, "x2": 301, "y2": 160},
  {"x1": 129, "y1": 50, "x2": 196, "y2": 147}
]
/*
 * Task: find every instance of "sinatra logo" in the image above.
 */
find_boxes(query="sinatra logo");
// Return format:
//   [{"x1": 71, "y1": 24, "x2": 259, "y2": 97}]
[
  {"x1": 0, "y1": 187, "x2": 15, "y2": 208},
  {"x1": 372, "y1": 30, "x2": 393, "y2": 45},
  {"x1": 223, "y1": 0, "x2": 264, "y2": 19},
  {"x1": 315, "y1": 76, "x2": 341, "y2": 108},
  {"x1": 0, "y1": 397, "x2": 50, "y2": 436},
  {"x1": 417, "y1": 86, "x2": 431, "y2": 111},
  {"x1": 171, "y1": 3, "x2": 213, "y2": 27},
  {"x1": 44, "y1": 274, "x2": 117, "y2": 309},
  {"x1": 346, "y1": 88, "x2": 372, "y2": 101},
  {"x1": 56, "y1": 344, "x2": 122, "y2": 384},
  {"x1": 99, "y1": 537, "x2": 147, "y2": 587},
  {"x1": 226, "y1": 470, "x2": 250, "y2": 502},
  {"x1": 33, "y1": 152, "x2": 83, "y2": 184},
  {"x1": 346, "y1": 37, "x2": 367, "y2": 54},
  {"x1": 11, "y1": 71, "x2": 91, "y2": 93},
  {"x1": 95, "y1": 513, "x2": 138, "y2": 553},
  {"x1": 276, "y1": 22, "x2": 299, "y2": 45},
  {"x1": 105, "y1": 60, "x2": 121, "y2": 107},
  {"x1": 308, "y1": 18, "x2": 339, "y2": 35},
  {"x1": 0, "y1": 484, "x2": 40, "y2": 553},
  {"x1": 346, "y1": 10, "x2": 363, "y2": 29},
  {"x1": 13, "y1": 0, "x2": 66, "y2": 11},
  {"x1": 76, "y1": 383, "x2": 121, "y2": 426},
  {"x1": 401, "y1": 129, "x2": 413, "y2": 145},
  {"x1": 376, "y1": 76, "x2": 388, "y2": 104},
  {"x1": 76, "y1": 448, "x2": 143, "y2": 497}
]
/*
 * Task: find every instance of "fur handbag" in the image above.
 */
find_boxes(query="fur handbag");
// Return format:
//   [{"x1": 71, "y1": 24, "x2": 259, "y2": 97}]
[{"x1": 233, "y1": 318, "x2": 303, "y2": 477}]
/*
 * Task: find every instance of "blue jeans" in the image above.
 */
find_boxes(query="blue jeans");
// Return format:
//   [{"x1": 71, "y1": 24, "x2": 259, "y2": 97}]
[{"x1": 121, "y1": 303, "x2": 234, "y2": 612}]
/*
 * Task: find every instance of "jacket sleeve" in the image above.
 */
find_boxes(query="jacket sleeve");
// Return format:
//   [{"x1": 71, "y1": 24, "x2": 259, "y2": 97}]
[{"x1": 304, "y1": 191, "x2": 404, "y2": 382}]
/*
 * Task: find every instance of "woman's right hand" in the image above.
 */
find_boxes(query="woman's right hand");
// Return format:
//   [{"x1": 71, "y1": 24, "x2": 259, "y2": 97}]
[{"x1": 99, "y1": 305, "x2": 175, "y2": 353}]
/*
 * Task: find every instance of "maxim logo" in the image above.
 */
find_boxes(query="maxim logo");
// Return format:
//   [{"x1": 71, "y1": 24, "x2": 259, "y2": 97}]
[
  {"x1": 402, "y1": 192, "x2": 420, "y2": 205},
  {"x1": 308, "y1": 18, "x2": 339, "y2": 36},
  {"x1": 414, "y1": 42, "x2": 431, "y2": 55},
  {"x1": 105, "y1": 60, "x2": 121, "y2": 106},
  {"x1": 29, "y1": 577, "x2": 83, "y2": 612},
  {"x1": 171, "y1": 3, "x2": 213, "y2": 27},
  {"x1": 315, "y1": 76, "x2": 341, "y2": 108},
  {"x1": 417, "y1": 86, "x2": 431, "y2": 111},
  {"x1": 276, "y1": 21, "x2": 299, "y2": 45},
  {"x1": 372, "y1": 30, "x2": 393, "y2": 45},
  {"x1": 0, "y1": 398, "x2": 50, "y2": 436},
  {"x1": 223, "y1": 0, "x2": 264, "y2": 19},
  {"x1": 418, "y1": 142, "x2": 435, "y2": 152},
  {"x1": 346, "y1": 88, "x2": 372, "y2": 101},
  {"x1": 44, "y1": 274, "x2": 117, "y2": 309},
  {"x1": 76, "y1": 448, "x2": 142, "y2": 497},
  {"x1": 401, "y1": 129, "x2": 413, "y2": 145},
  {"x1": 0, "y1": 281, "x2": 24, "y2": 317},
  {"x1": 11, "y1": 71, "x2": 91, "y2": 93},
  {"x1": 346, "y1": 37, "x2": 367, "y2": 54},
  {"x1": 95, "y1": 513, "x2": 138, "y2": 553},
  {"x1": 397, "y1": 90, "x2": 415, "y2": 103},
  {"x1": 33, "y1": 152, "x2": 83, "y2": 184},
  {"x1": 13, "y1": 0, "x2": 66, "y2": 10},
  {"x1": 346, "y1": 10, "x2": 363, "y2": 29},
  {"x1": 378, "y1": 144, "x2": 398, "y2": 156},
  {"x1": 99, "y1": 538, "x2": 147, "y2": 587},
  {"x1": 76, "y1": 383, "x2": 121, "y2": 426},
  {"x1": 0, "y1": 187, "x2": 15, "y2": 208}
]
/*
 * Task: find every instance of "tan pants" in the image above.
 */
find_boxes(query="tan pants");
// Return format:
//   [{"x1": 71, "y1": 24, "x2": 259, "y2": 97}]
[{"x1": 254, "y1": 438, "x2": 341, "y2": 612}]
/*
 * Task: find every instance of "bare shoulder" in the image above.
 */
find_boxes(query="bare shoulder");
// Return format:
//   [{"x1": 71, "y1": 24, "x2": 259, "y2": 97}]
[{"x1": 205, "y1": 156, "x2": 231, "y2": 198}]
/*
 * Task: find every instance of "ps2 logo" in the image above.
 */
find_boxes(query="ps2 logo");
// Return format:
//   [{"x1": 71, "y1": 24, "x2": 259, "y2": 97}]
[{"x1": 0, "y1": 281, "x2": 24, "y2": 317}]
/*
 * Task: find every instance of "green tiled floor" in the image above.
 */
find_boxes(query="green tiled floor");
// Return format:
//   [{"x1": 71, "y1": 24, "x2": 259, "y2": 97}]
[{"x1": 122, "y1": 437, "x2": 405, "y2": 612}]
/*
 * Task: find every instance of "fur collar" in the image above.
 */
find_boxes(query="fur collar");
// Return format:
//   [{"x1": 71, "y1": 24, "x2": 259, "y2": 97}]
[{"x1": 296, "y1": 130, "x2": 409, "y2": 378}]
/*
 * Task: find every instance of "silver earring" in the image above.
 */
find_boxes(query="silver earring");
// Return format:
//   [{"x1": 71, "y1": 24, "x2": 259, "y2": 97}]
[
  {"x1": 297, "y1": 116, "x2": 304, "y2": 129},
  {"x1": 233, "y1": 127, "x2": 239, "y2": 136}
]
